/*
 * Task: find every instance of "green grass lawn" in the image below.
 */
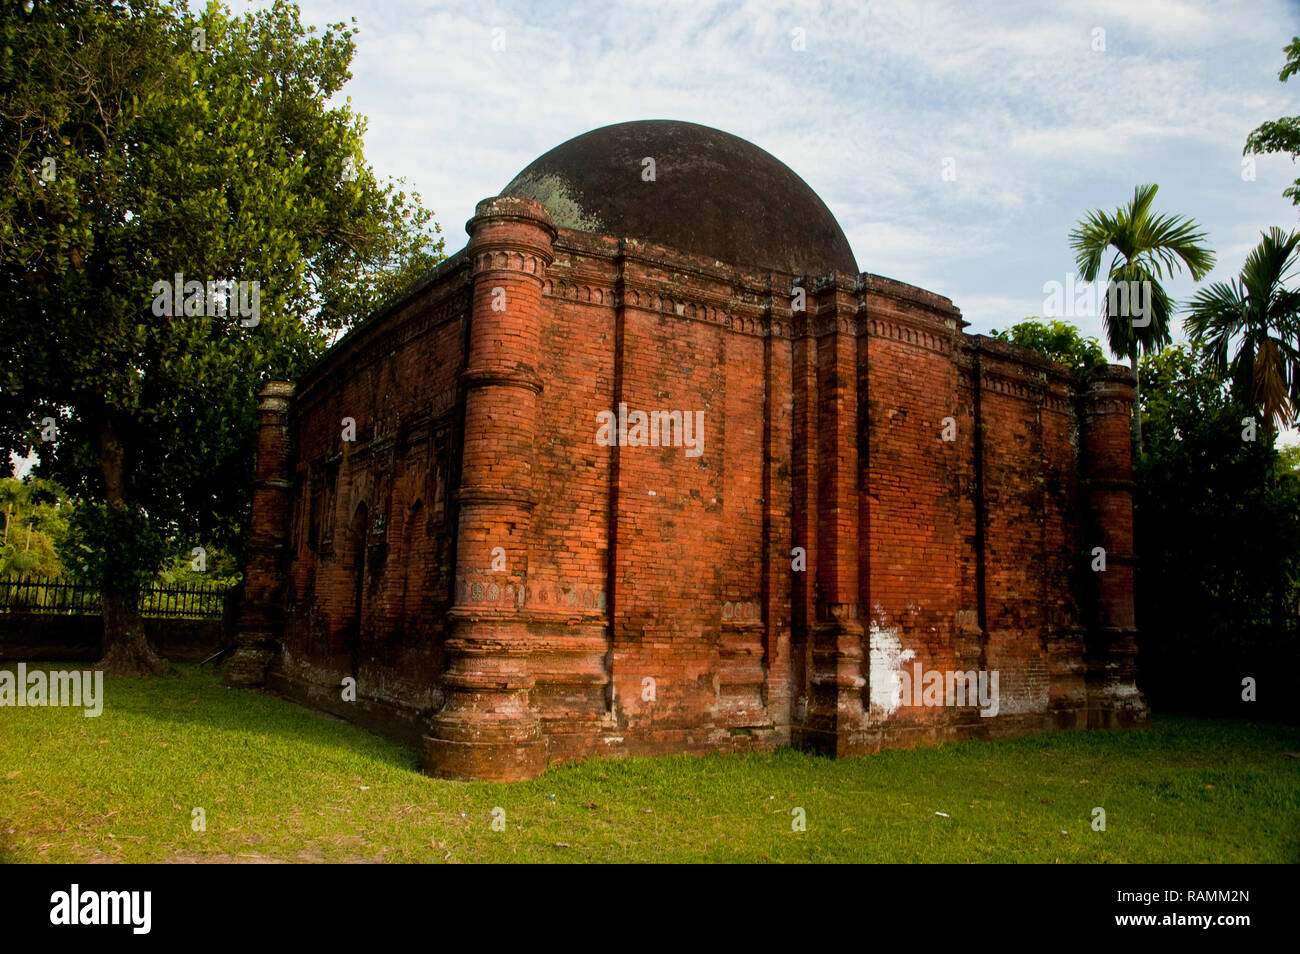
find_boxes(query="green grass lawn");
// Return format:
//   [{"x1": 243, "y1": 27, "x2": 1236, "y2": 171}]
[{"x1": 0, "y1": 663, "x2": 1296, "y2": 863}]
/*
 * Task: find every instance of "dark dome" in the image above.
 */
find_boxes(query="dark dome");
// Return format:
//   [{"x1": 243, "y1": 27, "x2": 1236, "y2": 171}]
[{"x1": 500, "y1": 120, "x2": 857, "y2": 276}]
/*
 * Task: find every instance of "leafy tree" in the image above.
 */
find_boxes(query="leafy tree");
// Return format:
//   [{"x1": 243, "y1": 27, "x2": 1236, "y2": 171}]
[
  {"x1": 1185, "y1": 227, "x2": 1300, "y2": 433},
  {"x1": 989, "y1": 317, "x2": 1107, "y2": 384},
  {"x1": 1069, "y1": 184, "x2": 1215, "y2": 451},
  {"x1": 1135, "y1": 344, "x2": 1300, "y2": 720},
  {"x1": 1279, "y1": 442, "x2": 1300, "y2": 472},
  {"x1": 157, "y1": 542, "x2": 241, "y2": 587},
  {"x1": 0, "y1": 475, "x2": 69, "y2": 578},
  {"x1": 1244, "y1": 36, "x2": 1300, "y2": 208},
  {"x1": 0, "y1": 0, "x2": 443, "y2": 673}
]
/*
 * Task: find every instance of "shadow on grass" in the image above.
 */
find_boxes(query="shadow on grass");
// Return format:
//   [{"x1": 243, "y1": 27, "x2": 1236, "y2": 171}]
[
  {"x1": 3, "y1": 661, "x2": 422, "y2": 776},
  {"x1": 7, "y1": 661, "x2": 1300, "y2": 787}
]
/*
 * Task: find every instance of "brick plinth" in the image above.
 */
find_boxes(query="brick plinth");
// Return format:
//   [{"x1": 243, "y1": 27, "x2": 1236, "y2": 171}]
[
  {"x1": 797, "y1": 611, "x2": 867, "y2": 755},
  {"x1": 423, "y1": 613, "x2": 546, "y2": 780}
]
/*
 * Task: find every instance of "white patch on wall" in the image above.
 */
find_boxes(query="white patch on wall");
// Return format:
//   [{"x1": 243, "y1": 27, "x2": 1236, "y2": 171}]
[{"x1": 868, "y1": 619, "x2": 914, "y2": 717}]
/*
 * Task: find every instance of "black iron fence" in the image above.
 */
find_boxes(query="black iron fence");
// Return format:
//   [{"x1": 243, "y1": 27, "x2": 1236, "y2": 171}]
[{"x1": 0, "y1": 577, "x2": 229, "y2": 620}]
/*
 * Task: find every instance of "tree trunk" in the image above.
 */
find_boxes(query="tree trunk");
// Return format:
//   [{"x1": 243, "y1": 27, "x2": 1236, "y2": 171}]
[
  {"x1": 99, "y1": 588, "x2": 167, "y2": 675},
  {"x1": 95, "y1": 416, "x2": 168, "y2": 676}
]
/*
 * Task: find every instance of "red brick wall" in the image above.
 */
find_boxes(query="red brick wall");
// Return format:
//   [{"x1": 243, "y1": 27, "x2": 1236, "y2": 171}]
[
  {"x1": 516, "y1": 242, "x2": 617, "y2": 754},
  {"x1": 275, "y1": 257, "x2": 471, "y2": 720},
  {"x1": 858, "y1": 281, "x2": 965, "y2": 738},
  {"x1": 243, "y1": 222, "x2": 1140, "y2": 776},
  {"x1": 977, "y1": 347, "x2": 1054, "y2": 724}
]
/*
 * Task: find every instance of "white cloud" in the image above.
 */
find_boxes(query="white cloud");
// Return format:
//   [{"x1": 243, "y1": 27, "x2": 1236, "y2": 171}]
[{"x1": 242, "y1": 0, "x2": 1299, "y2": 329}]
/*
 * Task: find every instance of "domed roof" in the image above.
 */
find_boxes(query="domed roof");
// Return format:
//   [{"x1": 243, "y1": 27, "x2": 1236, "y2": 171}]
[{"x1": 500, "y1": 120, "x2": 857, "y2": 276}]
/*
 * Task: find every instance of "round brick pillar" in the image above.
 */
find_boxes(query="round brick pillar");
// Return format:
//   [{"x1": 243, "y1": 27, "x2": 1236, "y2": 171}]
[
  {"x1": 226, "y1": 380, "x2": 295, "y2": 688},
  {"x1": 1080, "y1": 365, "x2": 1150, "y2": 728},
  {"x1": 423, "y1": 197, "x2": 554, "y2": 781}
]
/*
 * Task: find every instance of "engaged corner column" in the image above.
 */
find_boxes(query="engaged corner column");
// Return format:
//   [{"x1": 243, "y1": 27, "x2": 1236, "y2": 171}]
[
  {"x1": 800, "y1": 282, "x2": 866, "y2": 756},
  {"x1": 226, "y1": 379, "x2": 295, "y2": 688},
  {"x1": 423, "y1": 196, "x2": 554, "y2": 782},
  {"x1": 1080, "y1": 364, "x2": 1150, "y2": 729}
]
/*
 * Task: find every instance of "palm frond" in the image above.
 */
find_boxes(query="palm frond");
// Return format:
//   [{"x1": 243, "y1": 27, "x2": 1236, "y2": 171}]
[
  {"x1": 1187, "y1": 227, "x2": 1300, "y2": 428},
  {"x1": 1069, "y1": 211, "x2": 1118, "y2": 282},
  {"x1": 1186, "y1": 280, "x2": 1248, "y2": 376},
  {"x1": 1071, "y1": 183, "x2": 1215, "y2": 365},
  {"x1": 1253, "y1": 337, "x2": 1293, "y2": 429},
  {"x1": 1137, "y1": 211, "x2": 1216, "y2": 280}
]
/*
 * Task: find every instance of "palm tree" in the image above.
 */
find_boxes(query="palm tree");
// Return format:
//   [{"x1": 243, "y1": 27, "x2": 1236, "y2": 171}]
[
  {"x1": 1070, "y1": 183, "x2": 1216, "y2": 451},
  {"x1": 1185, "y1": 226, "x2": 1300, "y2": 433}
]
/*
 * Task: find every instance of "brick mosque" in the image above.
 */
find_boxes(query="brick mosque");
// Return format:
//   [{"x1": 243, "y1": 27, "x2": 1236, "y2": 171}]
[{"x1": 226, "y1": 120, "x2": 1150, "y2": 782}]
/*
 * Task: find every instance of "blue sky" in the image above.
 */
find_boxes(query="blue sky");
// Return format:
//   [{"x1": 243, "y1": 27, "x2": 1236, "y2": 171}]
[
  {"x1": 13, "y1": 0, "x2": 1300, "y2": 473},
  {"x1": 236, "y1": 0, "x2": 1300, "y2": 349}
]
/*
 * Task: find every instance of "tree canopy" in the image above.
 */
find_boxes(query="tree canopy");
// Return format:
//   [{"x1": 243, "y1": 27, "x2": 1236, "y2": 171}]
[
  {"x1": 0, "y1": 475, "x2": 67, "y2": 578},
  {"x1": 1185, "y1": 226, "x2": 1300, "y2": 432},
  {"x1": 1068, "y1": 183, "x2": 1215, "y2": 450},
  {"x1": 989, "y1": 317, "x2": 1108, "y2": 384},
  {"x1": 1134, "y1": 343, "x2": 1300, "y2": 719},
  {"x1": 0, "y1": 0, "x2": 443, "y2": 671},
  {"x1": 1245, "y1": 36, "x2": 1300, "y2": 209}
]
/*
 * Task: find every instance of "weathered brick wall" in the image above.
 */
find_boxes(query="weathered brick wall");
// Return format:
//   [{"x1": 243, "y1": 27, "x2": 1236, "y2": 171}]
[
  {"x1": 520, "y1": 240, "x2": 617, "y2": 754},
  {"x1": 977, "y1": 344, "x2": 1058, "y2": 727},
  {"x1": 859, "y1": 281, "x2": 965, "y2": 744},
  {"x1": 237, "y1": 210, "x2": 1145, "y2": 779},
  {"x1": 604, "y1": 254, "x2": 766, "y2": 749},
  {"x1": 519, "y1": 235, "x2": 787, "y2": 757},
  {"x1": 269, "y1": 256, "x2": 471, "y2": 729}
]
